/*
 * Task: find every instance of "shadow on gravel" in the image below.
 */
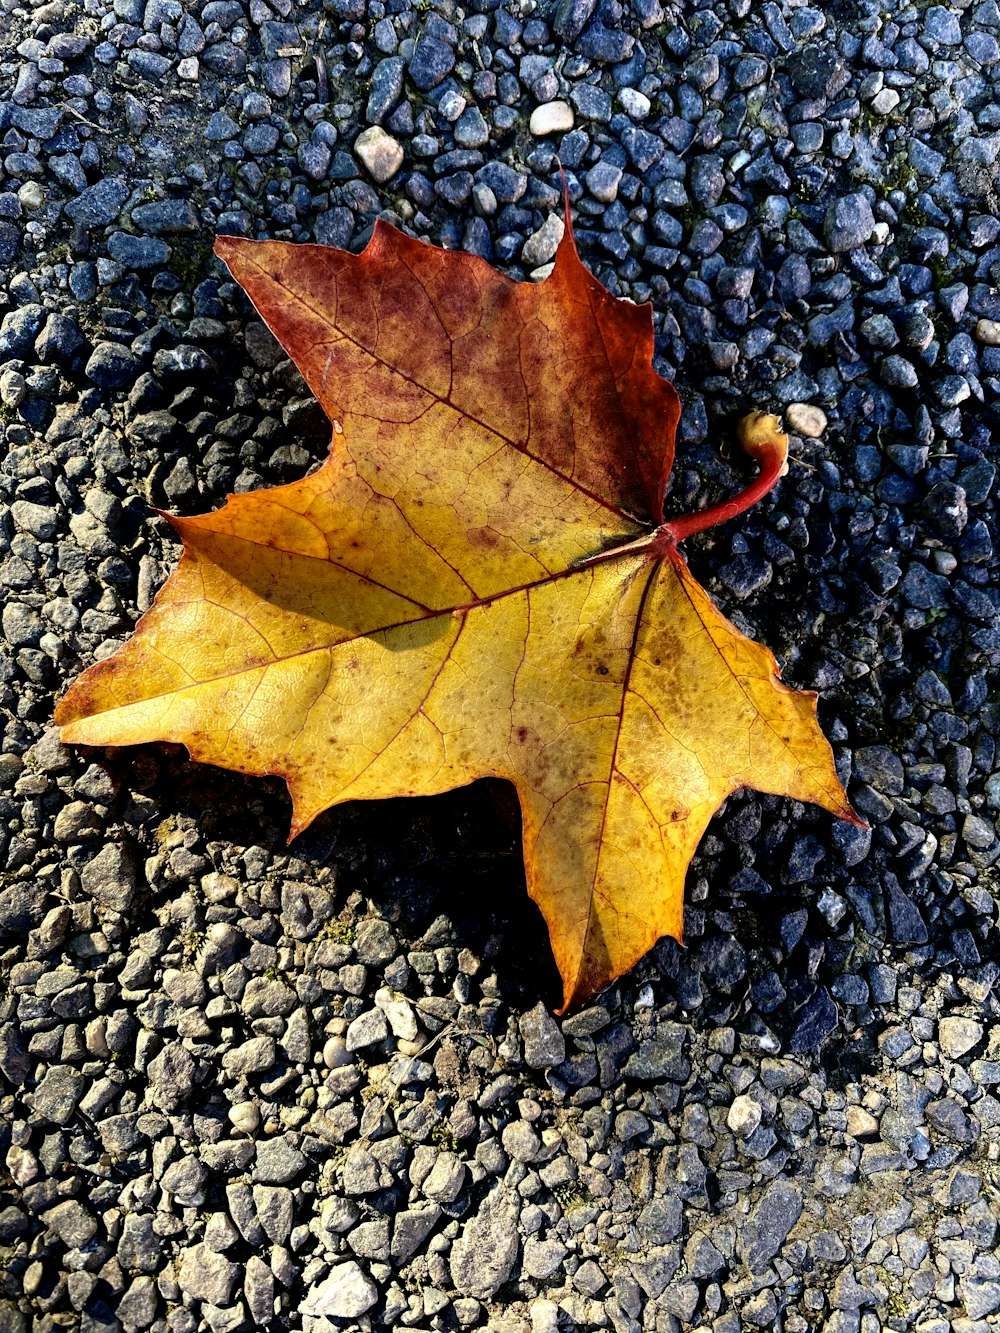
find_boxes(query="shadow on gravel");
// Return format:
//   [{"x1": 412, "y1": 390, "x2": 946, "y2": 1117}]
[
  {"x1": 108, "y1": 744, "x2": 565, "y2": 1009},
  {"x1": 81, "y1": 740, "x2": 949, "y2": 1087}
]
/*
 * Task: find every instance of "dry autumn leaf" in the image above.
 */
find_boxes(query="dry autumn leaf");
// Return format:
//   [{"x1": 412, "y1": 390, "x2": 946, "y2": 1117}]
[{"x1": 57, "y1": 207, "x2": 861, "y2": 1010}]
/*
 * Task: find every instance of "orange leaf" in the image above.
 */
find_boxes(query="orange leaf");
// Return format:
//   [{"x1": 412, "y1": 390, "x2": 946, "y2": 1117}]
[{"x1": 56, "y1": 211, "x2": 860, "y2": 1010}]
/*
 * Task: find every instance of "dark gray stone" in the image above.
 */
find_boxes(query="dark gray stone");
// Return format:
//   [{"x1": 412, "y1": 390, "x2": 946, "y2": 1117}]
[
  {"x1": 853, "y1": 746, "x2": 904, "y2": 795},
  {"x1": 176, "y1": 1244, "x2": 239, "y2": 1305},
  {"x1": 624, "y1": 1024, "x2": 690, "y2": 1082},
  {"x1": 254, "y1": 1137, "x2": 308, "y2": 1184},
  {"x1": 0, "y1": 221, "x2": 20, "y2": 266},
  {"x1": 200, "y1": 40, "x2": 246, "y2": 75},
  {"x1": 147, "y1": 1042, "x2": 197, "y2": 1111},
  {"x1": 367, "y1": 57, "x2": 405, "y2": 123},
  {"x1": 824, "y1": 192, "x2": 876, "y2": 252},
  {"x1": 0, "y1": 880, "x2": 48, "y2": 935},
  {"x1": 474, "y1": 161, "x2": 527, "y2": 204},
  {"x1": 900, "y1": 563, "x2": 949, "y2": 610},
  {"x1": 741, "y1": 1181, "x2": 803, "y2": 1271},
  {"x1": 0, "y1": 304, "x2": 46, "y2": 358},
  {"x1": 885, "y1": 876, "x2": 929, "y2": 945},
  {"x1": 85, "y1": 342, "x2": 140, "y2": 389},
  {"x1": 391, "y1": 1206, "x2": 441, "y2": 1263},
  {"x1": 449, "y1": 1186, "x2": 520, "y2": 1298},
  {"x1": 161, "y1": 1156, "x2": 207, "y2": 1205},
  {"x1": 254, "y1": 1184, "x2": 294, "y2": 1244},
  {"x1": 553, "y1": 0, "x2": 598, "y2": 41},
  {"x1": 44, "y1": 1199, "x2": 98, "y2": 1248},
  {"x1": 926, "y1": 1098, "x2": 976, "y2": 1142},
  {"x1": 118, "y1": 1214, "x2": 161, "y2": 1273},
  {"x1": 9, "y1": 105, "x2": 64, "y2": 137},
  {"x1": 35, "y1": 313, "x2": 85, "y2": 364},
  {"x1": 638, "y1": 1196, "x2": 683, "y2": 1245},
  {"x1": 32, "y1": 1065, "x2": 85, "y2": 1125},
  {"x1": 519, "y1": 1002, "x2": 566, "y2": 1068},
  {"x1": 789, "y1": 988, "x2": 839, "y2": 1051},
  {"x1": 0, "y1": 1029, "x2": 31, "y2": 1085},
  {"x1": 924, "y1": 6, "x2": 962, "y2": 44},
  {"x1": 204, "y1": 110, "x2": 241, "y2": 140},
  {"x1": 454, "y1": 107, "x2": 489, "y2": 148},
  {"x1": 80, "y1": 843, "x2": 138, "y2": 910},
  {"x1": 118, "y1": 1277, "x2": 159, "y2": 1331},
  {"x1": 577, "y1": 20, "x2": 633, "y2": 63},
  {"x1": 920, "y1": 483, "x2": 968, "y2": 541},
  {"x1": 280, "y1": 881, "x2": 333, "y2": 939},
  {"x1": 244, "y1": 124, "x2": 281, "y2": 155},
  {"x1": 585, "y1": 160, "x2": 623, "y2": 203},
  {"x1": 569, "y1": 84, "x2": 612, "y2": 122},
  {"x1": 690, "y1": 154, "x2": 725, "y2": 207},
  {"x1": 408, "y1": 35, "x2": 455, "y2": 90},
  {"x1": 107, "y1": 232, "x2": 171, "y2": 269},
  {"x1": 65, "y1": 177, "x2": 129, "y2": 227},
  {"x1": 342, "y1": 1147, "x2": 394, "y2": 1195},
  {"x1": 131, "y1": 199, "x2": 199, "y2": 234},
  {"x1": 620, "y1": 126, "x2": 664, "y2": 171}
]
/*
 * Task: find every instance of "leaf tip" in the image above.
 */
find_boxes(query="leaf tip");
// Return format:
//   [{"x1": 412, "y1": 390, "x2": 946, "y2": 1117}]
[
  {"x1": 552, "y1": 159, "x2": 581, "y2": 273},
  {"x1": 214, "y1": 233, "x2": 258, "y2": 279},
  {"x1": 53, "y1": 677, "x2": 97, "y2": 738},
  {"x1": 820, "y1": 779, "x2": 867, "y2": 832}
]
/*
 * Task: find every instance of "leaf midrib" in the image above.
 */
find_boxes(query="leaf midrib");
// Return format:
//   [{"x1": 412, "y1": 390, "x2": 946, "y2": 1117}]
[{"x1": 75, "y1": 527, "x2": 663, "y2": 713}]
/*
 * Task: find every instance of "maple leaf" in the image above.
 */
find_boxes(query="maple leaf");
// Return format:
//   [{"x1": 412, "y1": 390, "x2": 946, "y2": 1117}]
[{"x1": 56, "y1": 209, "x2": 861, "y2": 1010}]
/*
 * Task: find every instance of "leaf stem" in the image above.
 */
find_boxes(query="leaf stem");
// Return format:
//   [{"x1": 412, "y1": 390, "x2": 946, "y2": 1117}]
[
  {"x1": 454, "y1": 415, "x2": 791, "y2": 600},
  {"x1": 664, "y1": 412, "x2": 790, "y2": 544}
]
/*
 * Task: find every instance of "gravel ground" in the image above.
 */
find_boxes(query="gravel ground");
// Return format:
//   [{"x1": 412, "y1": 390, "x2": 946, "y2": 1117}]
[{"x1": 2, "y1": 0, "x2": 1000, "y2": 1330}]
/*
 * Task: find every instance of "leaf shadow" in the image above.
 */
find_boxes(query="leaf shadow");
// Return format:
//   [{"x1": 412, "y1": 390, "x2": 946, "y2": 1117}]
[
  {"x1": 321, "y1": 778, "x2": 565, "y2": 1009},
  {"x1": 654, "y1": 788, "x2": 891, "y2": 1087},
  {"x1": 104, "y1": 745, "x2": 564, "y2": 1010}
]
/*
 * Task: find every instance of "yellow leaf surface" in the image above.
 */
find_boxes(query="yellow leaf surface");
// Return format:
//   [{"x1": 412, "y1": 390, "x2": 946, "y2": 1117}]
[{"x1": 57, "y1": 217, "x2": 859, "y2": 1009}]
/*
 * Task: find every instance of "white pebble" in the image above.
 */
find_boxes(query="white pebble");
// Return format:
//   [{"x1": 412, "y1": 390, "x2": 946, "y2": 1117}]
[
  {"x1": 528, "y1": 262, "x2": 556, "y2": 283},
  {"x1": 845, "y1": 1105, "x2": 879, "y2": 1138},
  {"x1": 302, "y1": 1262, "x2": 378, "y2": 1319},
  {"x1": 0, "y1": 369, "x2": 27, "y2": 408},
  {"x1": 438, "y1": 90, "x2": 466, "y2": 122},
  {"x1": 529, "y1": 101, "x2": 574, "y2": 137},
  {"x1": 727, "y1": 1093, "x2": 762, "y2": 1138},
  {"x1": 85, "y1": 1016, "x2": 110, "y2": 1057},
  {"x1": 18, "y1": 181, "x2": 44, "y2": 211},
  {"x1": 354, "y1": 126, "x2": 404, "y2": 183},
  {"x1": 784, "y1": 402, "x2": 828, "y2": 438},
  {"x1": 530, "y1": 1300, "x2": 561, "y2": 1333},
  {"x1": 938, "y1": 1016, "x2": 984, "y2": 1060},
  {"x1": 374, "y1": 985, "x2": 419, "y2": 1042},
  {"x1": 975, "y1": 318, "x2": 1000, "y2": 346},
  {"x1": 472, "y1": 183, "x2": 497, "y2": 216},
  {"x1": 871, "y1": 88, "x2": 900, "y2": 115},
  {"x1": 522, "y1": 212, "x2": 565, "y2": 268},
  {"x1": 228, "y1": 1101, "x2": 260, "y2": 1135},
  {"x1": 5, "y1": 1145, "x2": 38, "y2": 1187},
  {"x1": 322, "y1": 1035, "x2": 352, "y2": 1068},
  {"x1": 619, "y1": 87, "x2": 651, "y2": 120}
]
